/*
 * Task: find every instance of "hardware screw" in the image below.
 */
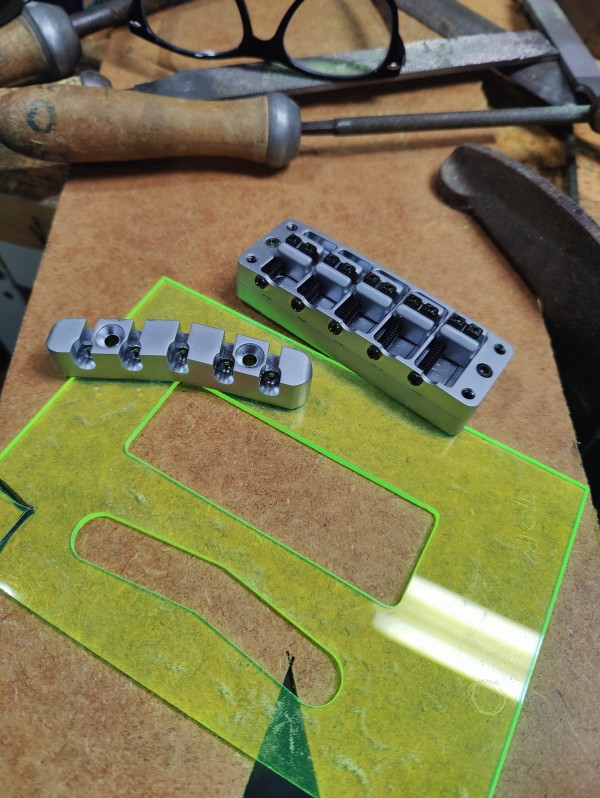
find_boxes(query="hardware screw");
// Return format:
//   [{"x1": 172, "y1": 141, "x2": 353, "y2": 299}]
[
  {"x1": 246, "y1": 255, "x2": 257, "y2": 263},
  {"x1": 408, "y1": 371, "x2": 423, "y2": 386},
  {"x1": 494, "y1": 343, "x2": 506, "y2": 355},
  {"x1": 328, "y1": 320, "x2": 342, "y2": 335},
  {"x1": 476, "y1": 363, "x2": 493, "y2": 378},
  {"x1": 286, "y1": 223, "x2": 298, "y2": 231},
  {"x1": 255, "y1": 275, "x2": 267, "y2": 289},
  {"x1": 367, "y1": 345, "x2": 382, "y2": 360},
  {"x1": 291, "y1": 297, "x2": 305, "y2": 312},
  {"x1": 462, "y1": 388, "x2": 476, "y2": 400}
]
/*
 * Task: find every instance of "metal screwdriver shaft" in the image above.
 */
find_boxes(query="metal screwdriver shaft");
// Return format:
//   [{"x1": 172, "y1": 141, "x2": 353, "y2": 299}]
[{"x1": 302, "y1": 103, "x2": 595, "y2": 135}]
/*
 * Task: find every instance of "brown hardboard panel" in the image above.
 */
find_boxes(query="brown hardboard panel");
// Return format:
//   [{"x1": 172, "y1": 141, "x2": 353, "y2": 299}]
[{"x1": 1, "y1": 5, "x2": 599, "y2": 797}]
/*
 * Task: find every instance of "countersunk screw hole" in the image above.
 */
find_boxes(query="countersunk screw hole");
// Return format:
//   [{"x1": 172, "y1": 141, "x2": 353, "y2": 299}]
[
  {"x1": 246, "y1": 254, "x2": 257, "y2": 263},
  {"x1": 242, "y1": 353, "x2": 258, "y2": 368},
  {"x1": 255, "y1": 275, "x2": 267, "y2": 289},
  {"x1": 494, "y1": 344, "x2": 506, "y2": 355},
  {"x1": 104, "y1": 334, "x2": 120, "y2": 347},
  {"x1": 408, "y1": 371, "x2": 423, "y2": 386},
  {"x1": 462, "y1": 388, "x2": 476, "y2": 400},
  {"x1": 476, "y1": 363, "x2": 493, "y2": 378},
  {"x1": 286, "y1": 223, "x2": 298, "y2": 231},
  {"x1": 265, "y1": 237, "x2": 280, "y2": 248}
]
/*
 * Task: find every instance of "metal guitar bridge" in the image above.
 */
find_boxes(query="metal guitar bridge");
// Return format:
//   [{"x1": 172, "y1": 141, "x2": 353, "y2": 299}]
[{"x1": 237, "y1": 220, "x2": 512, "y2": 433}]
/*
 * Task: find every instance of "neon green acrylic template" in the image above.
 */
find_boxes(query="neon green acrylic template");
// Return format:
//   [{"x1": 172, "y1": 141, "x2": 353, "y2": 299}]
[{"x1": 0, "y1": 277, "x2": 587, "y2": 798}]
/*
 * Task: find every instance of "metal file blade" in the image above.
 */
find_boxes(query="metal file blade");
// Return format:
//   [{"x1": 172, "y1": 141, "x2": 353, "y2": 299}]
[
  {"x1": 395, "y1": 0, "x2": 576, "y2": 105},
  {"x1": 132, "y1": 30, "x2": 557, "y2": 100}
]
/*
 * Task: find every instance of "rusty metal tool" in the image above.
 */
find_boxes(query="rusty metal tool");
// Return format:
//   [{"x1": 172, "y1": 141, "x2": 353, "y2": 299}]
[{"x1": 437, "y1": 143, "x2": 600, "y2": 495}]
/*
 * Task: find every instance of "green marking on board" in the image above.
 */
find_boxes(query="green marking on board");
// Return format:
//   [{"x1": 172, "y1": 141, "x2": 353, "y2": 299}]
[
  {"x1": 257, "y1": 680, "x2": 319, "y2": 796},
  {"x1": 0, "y1": 480, "x2": 35, "y2": 553},
  {"x1": 245, "y1": 660, "x2": 319, "y2": 798}
]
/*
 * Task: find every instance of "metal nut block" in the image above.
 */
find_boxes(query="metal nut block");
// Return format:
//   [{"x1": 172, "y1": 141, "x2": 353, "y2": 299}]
[{"x1": 46, "y1": 318, "x2": 312, "y2": 409}]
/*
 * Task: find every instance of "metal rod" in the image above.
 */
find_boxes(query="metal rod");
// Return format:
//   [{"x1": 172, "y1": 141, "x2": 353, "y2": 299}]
[{"x1": 301, "y1": 103, "x2": 592, "y2": 135}]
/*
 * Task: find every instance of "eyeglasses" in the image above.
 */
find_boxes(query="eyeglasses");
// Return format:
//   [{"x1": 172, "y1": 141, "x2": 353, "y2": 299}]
[{"x1": 128, "y1": 0, "x2": 406, "y2": 80}]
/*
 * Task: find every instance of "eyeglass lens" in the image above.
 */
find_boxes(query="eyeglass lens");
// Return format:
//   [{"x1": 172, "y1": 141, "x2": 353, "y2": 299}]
[{"x1": 140, "y1": 0, "x2": 395, "y2": 77}]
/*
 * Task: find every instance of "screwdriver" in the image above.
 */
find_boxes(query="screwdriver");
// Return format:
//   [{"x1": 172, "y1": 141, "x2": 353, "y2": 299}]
[
  {"x1": 0, "y1": 0, "x2": 174, "y2": 88},
  {"x1": 0, "y1": 83, "x2": 598, "y2": 170}
]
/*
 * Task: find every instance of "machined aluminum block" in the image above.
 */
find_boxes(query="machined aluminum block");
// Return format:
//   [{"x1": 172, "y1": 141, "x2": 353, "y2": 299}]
[
  {"x1": 237, "y1": 220, "x2": 512, "y2": 434},
  {"x1": 46, "y1": 317, "x2": 312, "y2": 410}
]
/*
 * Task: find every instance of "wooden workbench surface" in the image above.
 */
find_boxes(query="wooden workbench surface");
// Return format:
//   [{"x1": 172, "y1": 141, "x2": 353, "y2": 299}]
[{"x1": 1, "y1": 3, "x2": 599, "y2": 796}]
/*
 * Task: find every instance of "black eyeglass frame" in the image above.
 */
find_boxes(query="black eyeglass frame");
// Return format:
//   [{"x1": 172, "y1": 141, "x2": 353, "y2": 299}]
[{"x1": 128, "y1": 0, "x2": 406, "y2": 80}]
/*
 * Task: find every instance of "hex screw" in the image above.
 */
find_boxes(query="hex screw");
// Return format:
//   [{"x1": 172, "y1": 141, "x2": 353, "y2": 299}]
[
  {"x1": 255, "y1": 275, "x2": 268, "y2": 289},
  {"x1": 462, "y1": 388, "x2": 476, "y2": 400},
  {"x1": 291, "y1": 297, "x2": 305, "y2": 312},
  {"x1": 367, "y1": 345, "x2": 382, "y2": 360},
  {"x1": 328, "y1": 320, "x2": 342, "y2": 335},
  {"x1": 476, "y1": 363, "x2": 493, "y2": 378},
  {"x1": 494, "y1": 343, "x2": 506, "y2": 355},
  {"x1": 408, "y1": 371, "x2": 423, "y2": 386}
]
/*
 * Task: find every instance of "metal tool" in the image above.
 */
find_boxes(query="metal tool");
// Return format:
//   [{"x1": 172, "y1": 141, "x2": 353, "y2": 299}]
[
  {"x1": 556, "y1": 0, "x2": 600, "y2": 57},
  {"x1": 237, "y1": 220, "x2": 512, "y2": 434},
  {"x1": 520, "y1": 0, "x2": 600, "y2": 102},
  {"x1": 395, "y1": 0, "x2": 575, "y2": 105},
  {"x1": 3, "y1": 76, "x2": 598, "y2": 169},
  {"x1": 47, "y1": 317, "x2": 313, "y2": 409},
  {"x1": 0, "y1": 0, "x2": 173, "y2": 87},
  {"x1": 437, "y1": 143, "x2": 600, "y2": 494},
  {"x1": 132, "y1": 30, "x2": 558, "y2": 100},
  {"x1": 302, "y1": 102, "x2": 596, "y2": 134}
]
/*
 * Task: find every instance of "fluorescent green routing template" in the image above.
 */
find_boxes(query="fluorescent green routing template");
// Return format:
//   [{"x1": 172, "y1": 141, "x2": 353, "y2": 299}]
[{"x1": 0, "y1": 278, "x2": 587, "y2": 797}]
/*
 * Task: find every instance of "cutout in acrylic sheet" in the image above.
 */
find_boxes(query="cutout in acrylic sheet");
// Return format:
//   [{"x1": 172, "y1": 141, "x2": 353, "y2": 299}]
[{"x1": 0, "y1": 278, "x2": 587, "y2": 798}]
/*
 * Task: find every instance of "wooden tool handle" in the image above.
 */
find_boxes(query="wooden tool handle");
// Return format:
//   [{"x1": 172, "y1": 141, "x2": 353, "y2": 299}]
[
  {"x1": 0, "y1": 4, "x2": 81, "y2": 88},
  {"x1": 0, "y1": 15, "x2": 50, "y2": 87},
  {"x1": 0, "y1": 85, "x2": 301, "y2": 168}
]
